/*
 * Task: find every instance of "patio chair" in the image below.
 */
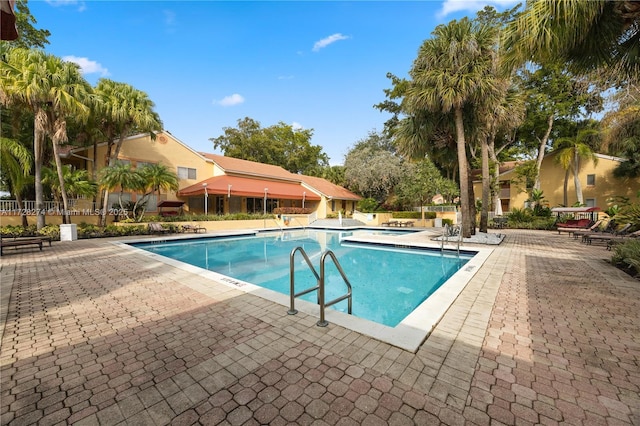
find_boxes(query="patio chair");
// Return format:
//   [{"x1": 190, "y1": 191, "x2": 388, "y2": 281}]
[
  {"x1": 571, "y1": 219, "x2": 604, "y2": 239},
  {"x1": 148, "y1": 222, "x2": 169, "y2": 235},
  {"x1": 556, "y1": 218, "x2": 593, "y2": 234},
  {"x1": 584, "y1": 223, "x2": 633, "y2": 245},
  {"x1": 181, "y1": 224, "x2": 206, "y2": 233},
  {"x1": 606, "y1": 230, "x2": 640, "y2": 250}
]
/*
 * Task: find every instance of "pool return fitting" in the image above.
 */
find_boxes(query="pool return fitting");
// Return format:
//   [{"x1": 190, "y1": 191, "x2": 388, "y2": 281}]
[{"x1": 287, "y1": 246, "x2": 353, "y2": 327}]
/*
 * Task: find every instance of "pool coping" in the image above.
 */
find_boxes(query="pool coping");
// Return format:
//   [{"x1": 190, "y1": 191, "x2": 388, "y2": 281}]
[{"x1": 115, "y1": 229, "x2": 493, "y2": 352}]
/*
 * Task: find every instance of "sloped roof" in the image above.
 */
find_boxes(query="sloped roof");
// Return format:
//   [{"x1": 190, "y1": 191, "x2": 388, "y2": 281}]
[
  {"x1": 199, "y1": 153, "x2": 297, "y2": 181},
  {"x1": 199, "y1": 153, "x2": 361, "y2": 200},
  {"x1": 178, "y1": 175, "x2": 321, "y2": 200},
  {"x1": 298, "y1": 175, "x2": 362, "y2": 201}
]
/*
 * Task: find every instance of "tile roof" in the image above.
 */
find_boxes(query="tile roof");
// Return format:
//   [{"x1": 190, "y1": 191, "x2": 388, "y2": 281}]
[
  {"x1": 199, "y1": 153, "x2": 297, "y2": 181},
  {"x1": 298, "y1": 175, "x2": 362, "y2": 201},
  {"x1": 199, "y1": 153, "x2": 361, "y2": 200}
]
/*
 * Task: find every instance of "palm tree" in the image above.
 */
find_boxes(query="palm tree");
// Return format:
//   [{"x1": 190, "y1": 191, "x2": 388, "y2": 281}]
[
  {"x1": 0, "y1": 48, "x2": 91, "y2": 227},
  {"x1": 0, "y1": 137, "x2": 32, "y2": 226},
  {"x1": 405, "y1": 18, "x2": 499, "y2": 237},
  {"x1": 42, "y1": 165, "x2": 97, "y2": 207},
  {"x1": 132, "y1": 164, "x2": 178, "y2": 221},
  {"x1": 504, "y1": 0, "x2": 640, "y2": 79},
  {"x1": 93, "y1": 79, "x2": 162, "y2": 226},
  {"x1": 99, "y1": 163, "x2": 144, "y2": 220},
  {"x1": 554, "y1": 129, "x2": 600, "y2": 205}
]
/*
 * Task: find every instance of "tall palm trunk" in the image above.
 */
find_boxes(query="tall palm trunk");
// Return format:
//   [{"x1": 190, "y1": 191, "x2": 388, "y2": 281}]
[
  {"x1": 34, "y1": 110, "x2": 46, "y2": 230},
  {"x1": 454, "y1": 108, "x2": 472, "y2": 238},
  {"x1": 534, "y1": 114, "x2": 554, "y2": 190},
  {"x1": 573, "y1": 153, "x2": 584, "y2": 204},
  {"x1": 51, "y1": 139, "x2": 71, "y2": 224},
  {"x1": 99, "y1": 141, "x2": 115, "y2": 227},
  {"x1": 563, "y1": 169, "x2": 570, "y2": 206},
  {"x1": 480, "y1": 137, "x2": 490, "y2": 233}
]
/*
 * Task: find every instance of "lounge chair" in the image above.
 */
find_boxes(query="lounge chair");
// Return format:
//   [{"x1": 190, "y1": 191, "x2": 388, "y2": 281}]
[
  {"x1": 556, "y1": 218, "x2": 593, "y2": 234},
  {"x1": 584, "y1": 223, "x2": 632, "y2": 245},
  {"x1": 148, "y1": 222, "x2": 169, "y2": 234},
  {"x1": 1, "y1": 236, "x2": 52, "y2": 255},
  {"x1": 382, "y1": 220, "x2": 399, "y2": 227},
  {"x1": 181, "y1": 224, "x2": 206, "y2": 233},
  {"x1": 571, "y1": 219, "x2": 604, "y2": 239},
  {"x1": 606, "y1": 230, "x2": 640, "y2": 250}
]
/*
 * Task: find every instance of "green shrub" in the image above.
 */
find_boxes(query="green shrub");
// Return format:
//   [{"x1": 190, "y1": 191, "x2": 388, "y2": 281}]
[
  {"x1": 442, "y1": 218, "x2": 453, "y2": 226},
  {"x1": 611, "y1": 239, "x2": 640, "y2": 277},
  {"x1": 392, "y1": 211, "x2": 422, "y2": 219},
  {"x1": 507, "y1": 207, "x2": 533, "y2": 223},
  {"x1": 357, "y1": 198, "x2": 379, "y2": 212},
  {"x1": 39, "y1": 225, "x2": 60, "y2": 240},
  {"x1": 273, "y1": 207, "x2": 313, "y2": 215}
]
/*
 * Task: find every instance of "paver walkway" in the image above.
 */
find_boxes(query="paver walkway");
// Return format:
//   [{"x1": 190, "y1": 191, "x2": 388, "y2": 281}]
[{"x1": 0, "y1": 229, "x2": 638, "y2": 425}]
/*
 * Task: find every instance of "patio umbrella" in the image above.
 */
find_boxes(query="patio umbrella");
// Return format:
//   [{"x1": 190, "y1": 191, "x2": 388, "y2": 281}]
[{"x1": 494, "y1": 198, "x2": 503, "y2": 216}]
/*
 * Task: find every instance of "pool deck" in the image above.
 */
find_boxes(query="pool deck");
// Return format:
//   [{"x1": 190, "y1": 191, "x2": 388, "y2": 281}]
[{"x1": 1, "y1": 229, "x2": 639, "y2": 425}]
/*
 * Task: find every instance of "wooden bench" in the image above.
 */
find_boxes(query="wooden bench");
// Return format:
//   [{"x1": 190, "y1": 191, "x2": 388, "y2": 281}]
[{"x1": 1, "y1": 236, "x2": 52, "y2": 255}]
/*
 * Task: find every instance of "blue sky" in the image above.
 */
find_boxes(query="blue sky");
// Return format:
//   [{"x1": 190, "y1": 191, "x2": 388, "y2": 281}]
[{"x1": 31, "y1": 0, "x2": 519, "y2": 165}]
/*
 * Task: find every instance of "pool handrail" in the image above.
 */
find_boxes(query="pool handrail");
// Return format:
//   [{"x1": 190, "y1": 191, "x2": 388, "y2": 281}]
[
  {"x1": 317, "y1": 250, "x2": 353, "y2": 327},
  {"x1": 288, "y1": 246, "x2": 353, "y2": 327},
  {"x1": 287, "y1": 246, "x2": 321, "y2": 315}
]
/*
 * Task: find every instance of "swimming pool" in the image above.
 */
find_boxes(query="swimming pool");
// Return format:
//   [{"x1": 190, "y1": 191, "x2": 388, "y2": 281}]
[{"x1": 131, "y1": 229, "x2": 472, "y2": 327}]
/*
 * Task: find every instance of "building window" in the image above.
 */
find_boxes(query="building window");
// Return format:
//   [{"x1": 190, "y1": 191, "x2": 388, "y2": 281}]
[
  {"x1": 586, "y1": 174, "x2": 596, "y2": 186},
  {"x1": 177, "y1": 167, "x2": 196, "y2": 180},
  {"x1": 137, "y1": 161, "x2": 154, "y2": 169},
  {"x1": 585, "y1": 198, "x2": 596, "y2": 208}
]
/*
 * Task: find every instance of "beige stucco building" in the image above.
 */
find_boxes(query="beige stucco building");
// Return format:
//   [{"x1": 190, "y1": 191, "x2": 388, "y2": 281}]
[{"x1": 473, "y1": 152, "x2": 640, "y2": 213}]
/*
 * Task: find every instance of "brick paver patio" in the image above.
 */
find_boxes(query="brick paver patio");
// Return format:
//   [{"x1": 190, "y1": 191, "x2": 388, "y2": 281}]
[{"x1": 1, "y1": 229, "x2": 638, "y2": 425}]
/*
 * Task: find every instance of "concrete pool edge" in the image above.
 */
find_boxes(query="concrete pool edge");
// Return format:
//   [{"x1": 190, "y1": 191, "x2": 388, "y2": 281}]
[{"x1": 115, "y1": 231, "x2": 493, "y2": 352}]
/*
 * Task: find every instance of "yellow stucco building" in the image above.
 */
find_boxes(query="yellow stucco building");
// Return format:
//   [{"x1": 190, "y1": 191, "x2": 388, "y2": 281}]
[
  {"x1": 473, "y1": 152, "x2": 639, "y2": 213},
  {"x1": 62, "y1": 131, "x2": 360, "y2": 219}
]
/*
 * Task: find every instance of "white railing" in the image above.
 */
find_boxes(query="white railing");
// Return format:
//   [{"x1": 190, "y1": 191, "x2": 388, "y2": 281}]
[
  {"x1": 307, "y1": 211, "x2": 317, "y2": 224},
  {"x1": 414, "y1": 205, "x2": 458, "y2": 213},
  {"x1": 1, "y1": 199, "x2": 83, "y2": 212}
]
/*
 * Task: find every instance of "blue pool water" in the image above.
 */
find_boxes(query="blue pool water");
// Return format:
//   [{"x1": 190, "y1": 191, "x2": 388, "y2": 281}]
[{"x1": 131, "y1": 229, "x2": 471, "y2": 327}]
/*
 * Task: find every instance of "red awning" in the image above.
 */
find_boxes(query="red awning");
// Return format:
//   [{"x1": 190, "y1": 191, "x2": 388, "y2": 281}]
[{"x1": 177, "y1": 175, "x2": 321, "y2": 200}]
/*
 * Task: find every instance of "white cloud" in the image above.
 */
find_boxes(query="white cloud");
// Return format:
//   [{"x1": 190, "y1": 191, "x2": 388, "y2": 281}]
[
  {"x1": 46, "y1": 0, "x2": 86, "y2": 12},
  {"x1": 63, "y1": 56, "x2": 109, "y2": 76},
  {"x1": 438, "y1": 0, "x2": 520, "y2": 18},
  {"x1": 291, "y1": 122, "x2": 303, "y2": 130},
  {"x1": 312, "y1": 33, "x2": 350, "y2": 52},
  {"x1": 216, "y1": 94, "x2": 245, "y2": 107},
  {"x1": 278, "y1": 75, "x2": 294, "y2": 80}
]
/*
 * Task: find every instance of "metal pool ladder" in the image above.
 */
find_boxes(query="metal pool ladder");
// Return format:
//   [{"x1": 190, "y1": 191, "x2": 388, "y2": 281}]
[
  {"x1": 287, "y1": 246, "x2": 353, "y2": 327},
  {"x1": 441, "y1": 224, "x2": 463, "y2": 256}
]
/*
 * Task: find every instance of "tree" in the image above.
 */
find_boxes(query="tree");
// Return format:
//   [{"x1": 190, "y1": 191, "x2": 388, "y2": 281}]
[
  {"x1": 42, "y1": 165, "x2": 97, "y2": 205},
  {"x1": 343, "y1": 132, "x2": 406, "y2": 205},
  {"x1": 98, "y1": 163, "x2": 144, "y2": 219},
  {"x1": 0, "y1": 0, "x2": 50, "y2": 50},
  {"x1": 554, "y1": 128, "x2": 600, "y2": 205},
  {"x1": 0, "y1": 48, "x2": 91, "y2": 228},
  {"x1": 94, "y1": 79, "x2": 162, "y2": 226},
  {"x1": 210, "y1": 117, "x2": 329, "y2": 174},
  {"x1": 601, "y1": 84, "x2": 640, "y2": 178},
  {"x1": 504, "y1": 0, "x2": 640, "y2": 80},
  {"x1": 0, "y1": 137, "x2": 32, "y2": 226},
  {"x1": 514, "y1": 64, "x2": 603, "y2": 191},
  {"x1": 395, "y1": 158, "x2": 458, "y2": 221},
  {"x1": 405, "y1": 18, "x2": 499, "y2": 238},
  {"x1": 131, "y1": 164, "x2": 178, "y2": 221}
]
